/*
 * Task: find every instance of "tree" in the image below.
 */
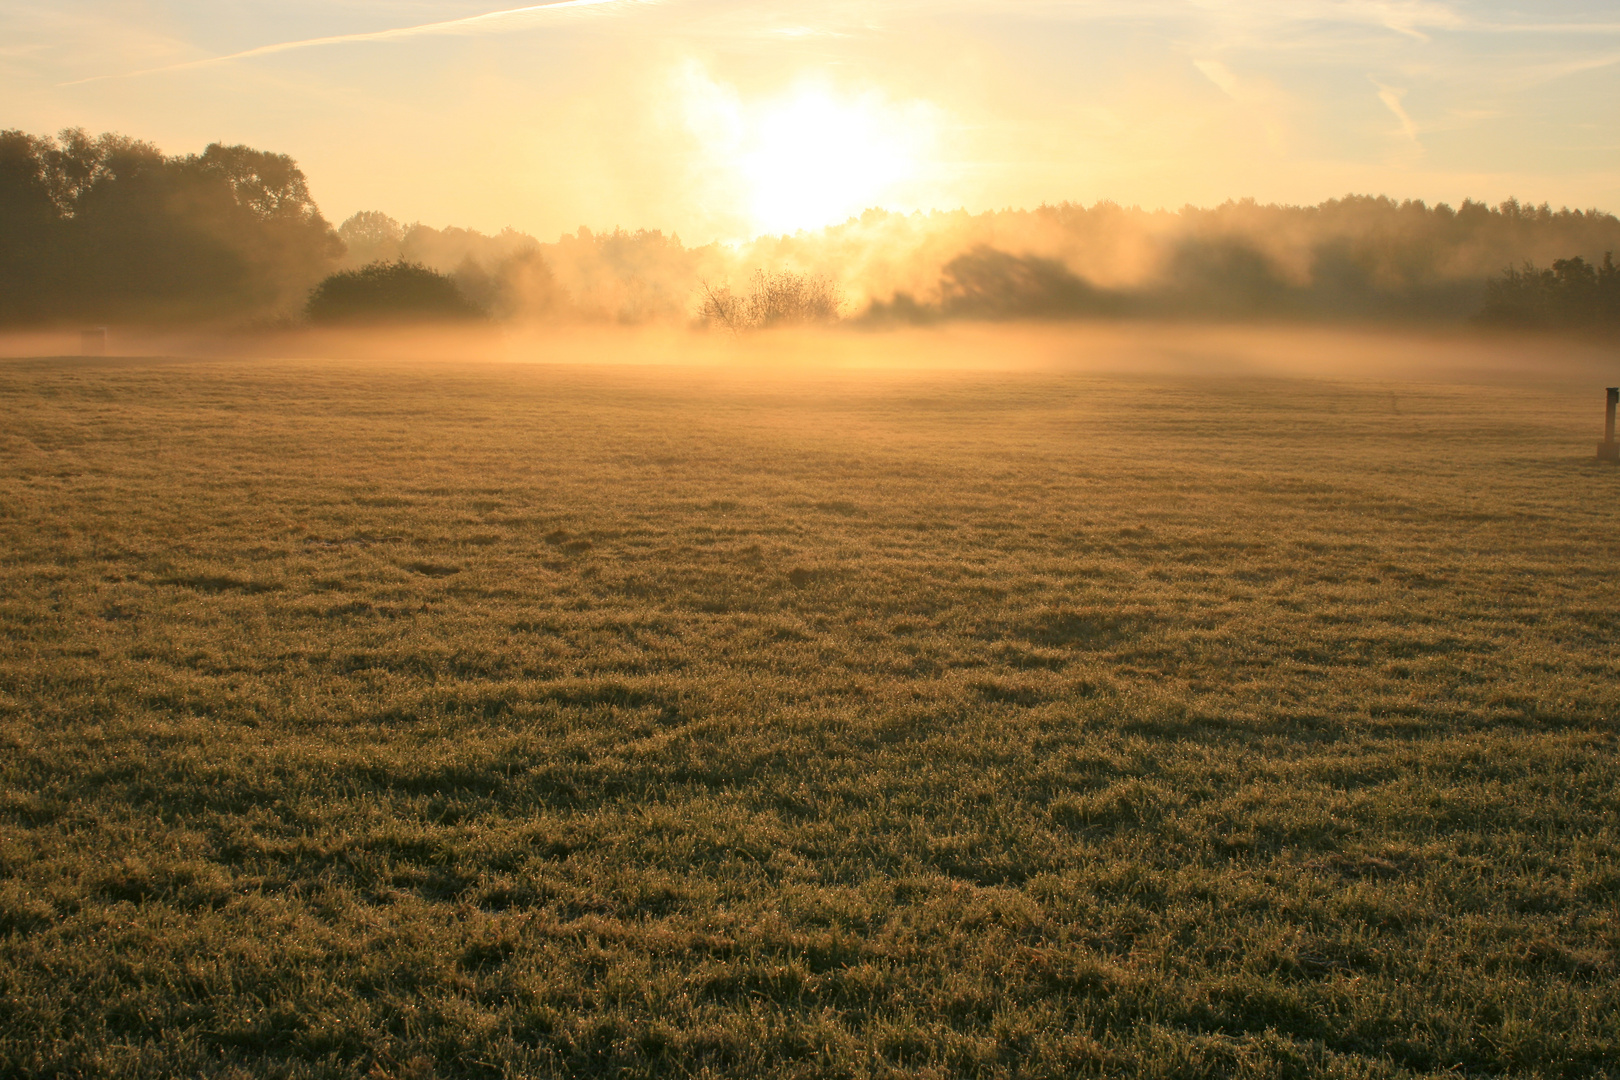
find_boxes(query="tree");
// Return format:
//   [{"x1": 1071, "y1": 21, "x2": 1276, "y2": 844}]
[
  {"x1": 305, "y1": 260, "x2": 484, "y2": 324},
  {"x1": 0, "y1": 127, "x2": 342, "y2": 325},
  {"x1": 338, "y1": 211, "x2": 406, "y2": 266},
  {"x1": 1478, "y1": 253, "x2": 1620, "y2": 329},
  {"x1": 0, "y1": 130, "x2": 62, "y2": 322},
  {"x1": 194, "y1": 143, "x2": 320, "y2": 220},
  {"x1": 937, "y1": 246, "x2": 1119, "y2": 319}
]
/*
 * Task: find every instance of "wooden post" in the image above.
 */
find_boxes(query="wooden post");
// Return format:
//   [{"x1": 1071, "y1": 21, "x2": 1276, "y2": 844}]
[{"x1": 1599, "y1": 387, "x2": 1619, "y2": 461}]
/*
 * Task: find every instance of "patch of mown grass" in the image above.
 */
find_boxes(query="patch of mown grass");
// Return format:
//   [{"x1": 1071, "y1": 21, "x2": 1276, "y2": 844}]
[{"x1": 0, "y1": 355, "x2": 1618, "y2": 1078}]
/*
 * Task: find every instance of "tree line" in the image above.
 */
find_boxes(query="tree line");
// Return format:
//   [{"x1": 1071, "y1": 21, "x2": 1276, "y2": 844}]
[
  {"x1": 4, "y1": 125, "x2": 1620, "y2": 332},
  {"x1": 1476, "y1": 255, "x2": 1620, "y2": 329}
]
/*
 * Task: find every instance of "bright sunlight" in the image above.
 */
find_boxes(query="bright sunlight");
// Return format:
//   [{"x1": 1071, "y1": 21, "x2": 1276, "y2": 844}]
[{"x1": 682, "y1": 66, "x2": 940, "y2": 236}]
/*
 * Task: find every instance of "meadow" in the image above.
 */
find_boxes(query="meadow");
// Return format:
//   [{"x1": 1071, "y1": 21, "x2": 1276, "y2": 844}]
[{"x1": 0, "y1": 330, "x2": 1617, "y2": 1078}]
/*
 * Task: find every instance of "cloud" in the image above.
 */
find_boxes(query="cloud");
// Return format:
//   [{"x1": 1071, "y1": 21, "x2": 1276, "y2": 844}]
[
  {"x1": 1178, "y1": 0, "x2": 1464, "y2": 41},
  {"x1": 1470, "y1": 21, "x2": 1620, "y2": 35},
  {"x1": 1519, "y1": 51, "x2": 1620, "y2": 86},
  {"x1": 1193, "y1": 58, "x2": 1240, "y2": 98},
  {"x1": 1373, "y1": 81, "x2": 1419, "y2": 144},
  {"x1": 61, "y1": 0, "x2": 657, "y2": 86},
  {"x1": 1352, "y1": 1, "x2": 1462, "y2": 42}
]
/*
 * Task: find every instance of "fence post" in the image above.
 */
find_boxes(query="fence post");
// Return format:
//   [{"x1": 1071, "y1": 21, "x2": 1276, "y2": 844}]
[{"x1": 1599, "y1": 387, "x2": 1619, "y2": 461}]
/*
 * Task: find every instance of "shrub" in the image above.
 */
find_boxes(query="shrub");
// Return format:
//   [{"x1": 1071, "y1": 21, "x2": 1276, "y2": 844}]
[
  {"x1": 305, "y1": 259, "x2": 483, "y2": 324},
  {"x1": 700, "y1": 270, "x2": 841, "y2": 331}
]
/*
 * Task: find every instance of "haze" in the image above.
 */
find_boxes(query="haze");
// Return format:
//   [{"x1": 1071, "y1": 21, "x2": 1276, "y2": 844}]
[{"x1": 6, "y1": 1, "x2": 1619, "y2": 242}]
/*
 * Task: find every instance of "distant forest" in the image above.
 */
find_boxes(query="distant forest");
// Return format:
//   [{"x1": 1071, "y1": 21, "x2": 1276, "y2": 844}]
[{"x1": 4, "y1": 126, "x2": 1619, "y2": 331}]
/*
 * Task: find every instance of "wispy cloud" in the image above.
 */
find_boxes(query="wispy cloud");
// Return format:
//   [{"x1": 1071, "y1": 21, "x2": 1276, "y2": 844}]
[
  {"x1": 1193, "y1": 58, "x2": 1241, "y2": 98},
  {"x1": 62, "y1": 0, "x2": 656, "y2": 86},
  {"x1": 1177, "y1": 0, "x2": 1465, "y2": 42},
  {"x1": 1519, "y1": 50, "x2": 1620, "y2": 85},
  {"x1": 1470, "y1": 21, "x2": 1620, "y2": 35},
  {"x1": 1170, "y1": 0, "x2": 1620, "y2": 42},
  {"x1": 1373, "y1": 80, "x2": 1419, "y2": 144}
]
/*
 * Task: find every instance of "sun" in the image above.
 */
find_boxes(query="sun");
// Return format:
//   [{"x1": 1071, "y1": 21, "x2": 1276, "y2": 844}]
[
  {"x1": 740, "y1": 86, "x2": 925, "y2": 235},
  {"x1": 683, "y1": 70, "x2": 939, "y2": 236}
]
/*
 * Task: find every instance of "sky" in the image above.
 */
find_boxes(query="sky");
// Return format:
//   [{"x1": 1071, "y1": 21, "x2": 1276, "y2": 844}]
[{"x1": 3, "y1": 1, "x2": 1619, "y2": 241}]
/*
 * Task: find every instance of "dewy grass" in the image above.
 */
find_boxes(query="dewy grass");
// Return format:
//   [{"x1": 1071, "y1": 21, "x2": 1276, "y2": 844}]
[{"x1": 0, "y1": 352, "x2": 1616, "y2": 1079}]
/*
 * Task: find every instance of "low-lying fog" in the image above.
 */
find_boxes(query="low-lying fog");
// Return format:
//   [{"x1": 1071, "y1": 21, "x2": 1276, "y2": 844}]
[{"x1": 2, "y1": 323, "x2": 1614, "y2": 393}]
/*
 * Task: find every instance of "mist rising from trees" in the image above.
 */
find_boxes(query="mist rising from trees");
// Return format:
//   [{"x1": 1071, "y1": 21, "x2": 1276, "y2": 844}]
[
  {"x1": 350, "y1": 200, "x2": 1620, "y2": 333},
  {"x1": 4, "y1": 126, "x2": 1620, "y2": 332}
]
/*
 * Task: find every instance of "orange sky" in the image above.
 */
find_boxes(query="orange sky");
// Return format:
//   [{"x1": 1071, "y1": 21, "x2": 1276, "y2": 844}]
[{"x1": 5, "y1": 1, "x2": 1619, "y2": 241}]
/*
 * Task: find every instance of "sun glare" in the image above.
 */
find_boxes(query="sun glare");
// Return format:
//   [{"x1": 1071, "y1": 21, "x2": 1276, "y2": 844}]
[
  {"x1": 741, "y1": 87, "x2": 919, "y2": 235},
  {"x1": 682, "y1": 68, "x2": 939, "y2": 237}
]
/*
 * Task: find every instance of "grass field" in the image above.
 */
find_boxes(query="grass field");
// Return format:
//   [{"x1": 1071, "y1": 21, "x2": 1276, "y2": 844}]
[{"x1": 1, "y1": 336, "x2": 1618, "y2": 1078}]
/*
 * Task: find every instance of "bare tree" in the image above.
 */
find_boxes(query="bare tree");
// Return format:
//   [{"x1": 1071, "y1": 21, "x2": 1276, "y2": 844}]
[
  {"x1": 700, "y1": 270, "x2": 842, "y2": 332},
  {"x1": 699, "y1": 280, "x2": 748, "y2": 333}
]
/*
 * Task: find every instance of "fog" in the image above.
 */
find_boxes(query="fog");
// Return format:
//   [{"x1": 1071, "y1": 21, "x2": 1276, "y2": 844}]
[
  {"x1": 345, "y1": 198, "x2": 1620, "y2": 328},
  {"x1": 5, "y1": 321, "x2": 1614, "y2": 398}
]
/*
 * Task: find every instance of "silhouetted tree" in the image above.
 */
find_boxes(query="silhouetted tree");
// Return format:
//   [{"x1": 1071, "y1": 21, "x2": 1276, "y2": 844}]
[
  {"x1": 0, "y1": 127, "x2": 341, "y2": 325},
  {"x1": 305, "y1": 260, "x2": 484, "y2": 324},
  {"x1": 0, "y1": 130, "x2": 61, "y2": 323}
]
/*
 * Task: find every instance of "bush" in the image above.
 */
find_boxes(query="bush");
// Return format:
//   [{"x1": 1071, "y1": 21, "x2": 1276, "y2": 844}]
[
  {"x1": 305, "y1": 259, "x2": 483, "y2": 324},
  {"x1": 700, "y1": 270, "x2": 841, "y2": 331}
]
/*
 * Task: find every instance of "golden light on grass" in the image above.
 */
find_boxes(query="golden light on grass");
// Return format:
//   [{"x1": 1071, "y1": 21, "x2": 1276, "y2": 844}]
[{"x1": 3, "y1": 343, "x2": 1619, "y2": 1075}]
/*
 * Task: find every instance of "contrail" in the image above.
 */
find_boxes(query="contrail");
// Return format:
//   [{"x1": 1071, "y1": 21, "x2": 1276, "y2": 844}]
[
  {"x1": 1373, "y1": 82, "x2": 1420, "y2": 145},
  {"x1": 62, "y1": 0, "x2": 651, "y2": 86}
]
